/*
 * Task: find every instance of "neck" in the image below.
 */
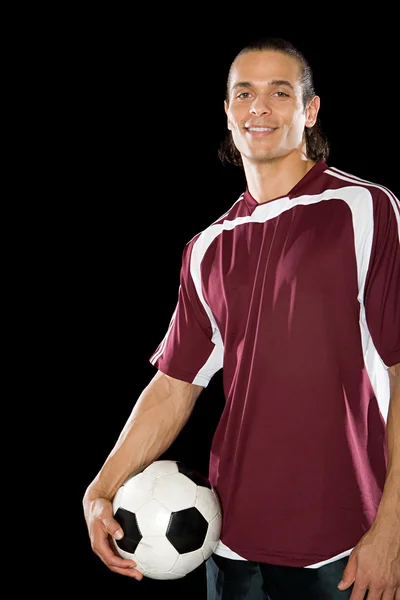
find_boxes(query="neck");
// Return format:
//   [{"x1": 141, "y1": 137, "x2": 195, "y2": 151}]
[{"x1": 243, "y1": 150, "x2": 316, "y2": 204}]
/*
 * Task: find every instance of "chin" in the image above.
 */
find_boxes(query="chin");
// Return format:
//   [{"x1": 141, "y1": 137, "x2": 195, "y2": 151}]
[
  {"x1": 247, "y1": 149, "x2": 284, "y2": 162},
  {"x1": 255, "y1": 145, "x2": 301, "y2": 161}
]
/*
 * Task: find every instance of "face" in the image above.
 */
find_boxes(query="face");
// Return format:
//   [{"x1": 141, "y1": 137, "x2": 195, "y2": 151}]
[{"x1": 225, "y1": 50, "x2": 319, "y2": 163}]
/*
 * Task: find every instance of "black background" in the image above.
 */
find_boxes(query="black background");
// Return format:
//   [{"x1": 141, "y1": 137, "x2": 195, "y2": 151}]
[{"x1": 53, "y1": 15, "x2": 400, "y2": 600}]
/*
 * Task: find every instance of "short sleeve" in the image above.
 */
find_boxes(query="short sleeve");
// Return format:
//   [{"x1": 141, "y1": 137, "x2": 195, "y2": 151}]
[
  {"x1": 149, "y1": 238, "x2": 223, "y2": 386},
  {"x1": 364, "y1": 189, "x2": 400, "y2": 368}
]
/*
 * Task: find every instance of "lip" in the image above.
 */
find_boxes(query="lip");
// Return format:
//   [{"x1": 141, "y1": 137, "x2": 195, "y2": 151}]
[{"x1": 245, "y1": 127, "x2": 277, "y2": 137}]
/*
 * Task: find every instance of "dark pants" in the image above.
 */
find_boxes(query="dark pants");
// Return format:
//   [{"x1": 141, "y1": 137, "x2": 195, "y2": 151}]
[{"x1": 206, "y1": 554, "x2": 366, "y2": 599}]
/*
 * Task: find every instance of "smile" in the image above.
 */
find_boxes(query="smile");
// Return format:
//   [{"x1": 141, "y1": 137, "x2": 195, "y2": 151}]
[{"x1": 247, "y1": 127, "x2": 275, "y2": 132}]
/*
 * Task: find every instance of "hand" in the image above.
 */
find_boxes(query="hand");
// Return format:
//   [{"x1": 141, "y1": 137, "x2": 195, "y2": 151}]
[
  {"x1": 83, "y1": 494, "x2": 144, "y2": 581},
  {"x1": 337, "y1": 519, "x2": 400, "y2": 599}
]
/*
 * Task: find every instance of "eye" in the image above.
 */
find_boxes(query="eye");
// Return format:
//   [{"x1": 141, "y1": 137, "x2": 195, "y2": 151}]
[
  {"x1": 237, "y1": 92, "x2": 252, "y2": 99},
  {"x1": 273, "y1": 91, "x2": 289, "y2": 97}
]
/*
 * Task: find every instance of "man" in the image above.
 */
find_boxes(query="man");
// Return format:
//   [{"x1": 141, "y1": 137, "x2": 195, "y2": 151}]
[{"x1": 83, "y1": 37, "x2": 400, "y2": 599}]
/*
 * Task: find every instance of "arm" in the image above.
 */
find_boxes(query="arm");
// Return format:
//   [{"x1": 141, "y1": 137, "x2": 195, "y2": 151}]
[
  {"x1": 338, "y1": 363, "x2": 400, "y2": 594},
  {"x1": 337, "y1": 190, "x2": 400, "y2": 595},
  {"x1": 374, "y1": 362, "x2": 400, "y2": 523},
  {"x1": 83, "y1": 370, "x2": 204, "y2": 579},
  {"x1": 85, "y1": 370, "x2": 203, "y2": 500}
]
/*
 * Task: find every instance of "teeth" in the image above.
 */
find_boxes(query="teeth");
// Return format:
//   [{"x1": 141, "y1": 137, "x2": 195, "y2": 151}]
[{"x1": 248, "y1": 127, "x2": 274, "y2": 132}]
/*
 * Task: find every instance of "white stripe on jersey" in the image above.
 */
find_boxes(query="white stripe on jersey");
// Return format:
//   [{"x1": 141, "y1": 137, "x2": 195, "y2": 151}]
[
  {"x1": 326, "y1": 168, "x2": 400, "y2": 239},
  {"x1": 327, "y1": 166, "x2": 399, "y2": 204}
]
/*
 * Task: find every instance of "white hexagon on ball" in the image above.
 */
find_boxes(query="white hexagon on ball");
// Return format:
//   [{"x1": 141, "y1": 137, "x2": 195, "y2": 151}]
[
  {"x1": 135, "y1": 499, "x2": 171, "y2": 537},
  {"x1": 114, "y1": 471, "x2": 155, "y2": 514},
  {"x1": 153, "y1": 472, "x2": 198, "y2": 511},
  {"x1": 145, "y1": 460, "x2": 179, "y2": 477},
  {"x1": 135, "y1": 535, "x2": 179, "y2": 577},
  {"x1": 173, "y1": 547, "x2": 205, "y2": 577},
  {"x1": 195, "y1": 486, "x2": 221, "y2": 521}
]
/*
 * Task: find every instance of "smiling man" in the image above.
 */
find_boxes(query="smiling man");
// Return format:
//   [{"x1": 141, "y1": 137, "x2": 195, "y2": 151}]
[
  {"x1": 83, "y1": 38, "x2": 399, "y2": 600},
  {"x1": 226, "y1": 52, "x2": 318, "y2": 166}
]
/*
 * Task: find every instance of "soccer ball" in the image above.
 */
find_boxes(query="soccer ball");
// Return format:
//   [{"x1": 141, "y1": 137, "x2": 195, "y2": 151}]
[{"x1": 112, "y1": 459, "x2": 222, "y2": 580}]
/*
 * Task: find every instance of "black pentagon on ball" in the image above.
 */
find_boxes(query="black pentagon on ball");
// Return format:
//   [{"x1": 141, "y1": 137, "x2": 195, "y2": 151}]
[
  {"x1": 176, "y1": 461, "x2": 212, "y2": 489},
  {"x1": 166, "y1": 506, "x2": 209, "y2": 553},
  {"x1": 114, "y1": 507, "x2": 142, "y2": 553}
]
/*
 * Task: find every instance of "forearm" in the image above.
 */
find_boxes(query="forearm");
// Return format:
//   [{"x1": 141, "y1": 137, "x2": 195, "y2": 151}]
[
  {"x1": 375, "y1": 362, "x2": 400, "y2": 522},
  {"x1": 84, "y1": 371, "x2": 203, "y2": 502}
]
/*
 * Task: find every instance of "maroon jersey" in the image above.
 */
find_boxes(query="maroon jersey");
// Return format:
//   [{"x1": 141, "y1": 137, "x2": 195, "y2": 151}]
[{"x1": 149, "y1": 160, "x2": 400, "y2": 567}]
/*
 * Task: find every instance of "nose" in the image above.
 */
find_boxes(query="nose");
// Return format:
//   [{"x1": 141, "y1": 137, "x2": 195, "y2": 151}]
[{"x1": 249, "y1": 96, "x2": 272, "y2": 116}]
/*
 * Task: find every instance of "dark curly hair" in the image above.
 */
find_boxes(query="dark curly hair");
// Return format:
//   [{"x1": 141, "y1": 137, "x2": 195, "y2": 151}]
[{"x1": 218, "y1": 37, "x2": 330, "y2": 167}]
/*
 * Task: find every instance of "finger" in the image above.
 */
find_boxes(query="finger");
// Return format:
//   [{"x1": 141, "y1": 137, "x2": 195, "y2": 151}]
[
  {"x1": 93, "y1": 530, "x2": 137, "y2": 570},
  {"x1": 382, "y1": 586, "x2": 399, "y2": 600},
  {"x1": 338, "y1": 551, "x2": 357, "y2": 590},
  {"x1": 366, "y1": 584, "x2": 397, "y2": 600},
  {"x1": 338, "y1": 577, "x2": 356, "y2": 591},
  {"x1": 348, "y1": 582, "x2": 370, "y2": 600},
  {"x1": 96, "y1": 545, "x2": 143, "y2": 580},
  {"x1": 109, "y1": 565, "x2": 144, "y2": 580},
  {"x1": 109, "y1": 536, "x2": 124, "y2": 558},
  {"x1": 104, "y1": 537, "x2": 144, "y2": 580},
  {"x1": 90, "y1": 503, "x2": 141, "y2": 573}
]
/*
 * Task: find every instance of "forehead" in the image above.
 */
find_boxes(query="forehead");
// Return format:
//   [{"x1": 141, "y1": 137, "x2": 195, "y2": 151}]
[{"x1": 229, "y1": 50, "x2": 301, "y2": 90}]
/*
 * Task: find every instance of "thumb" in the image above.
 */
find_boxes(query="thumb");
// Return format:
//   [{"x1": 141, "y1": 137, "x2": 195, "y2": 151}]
[
  {"x1": 102, "y1": 515, "x2": 124, "y2": 540},
  {"x1": 95, "y1": 498, "x2": 124, "y2": 540},
  {"x1": 337, "y1": 552, "x2": 357, "y2": 590}
]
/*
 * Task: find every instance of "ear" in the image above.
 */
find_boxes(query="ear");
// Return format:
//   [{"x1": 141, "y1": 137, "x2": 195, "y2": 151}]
[
  {"x1": 224, "y1": 100, "x2": 232, "y2": 131},
  {"x1": 305, "y1": 95, "x2": 320, "y2": 128}
]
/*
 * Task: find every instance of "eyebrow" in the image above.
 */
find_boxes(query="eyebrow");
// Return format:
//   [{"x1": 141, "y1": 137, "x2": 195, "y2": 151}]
[{"x1": 231, "y1": 79, "x2": 295, "y2": 92}]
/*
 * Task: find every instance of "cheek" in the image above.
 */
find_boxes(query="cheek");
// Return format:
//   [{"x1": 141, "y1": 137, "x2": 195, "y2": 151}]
[
  {"x1": 285, "y1": 113, "x2": 306, "y2": 137},
  {"x1": 227, "y1": 108, "x2": 244, "y2": 130},
  {"x1": 227, "y1": 115, "x2": 236, "y2": 131}
]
